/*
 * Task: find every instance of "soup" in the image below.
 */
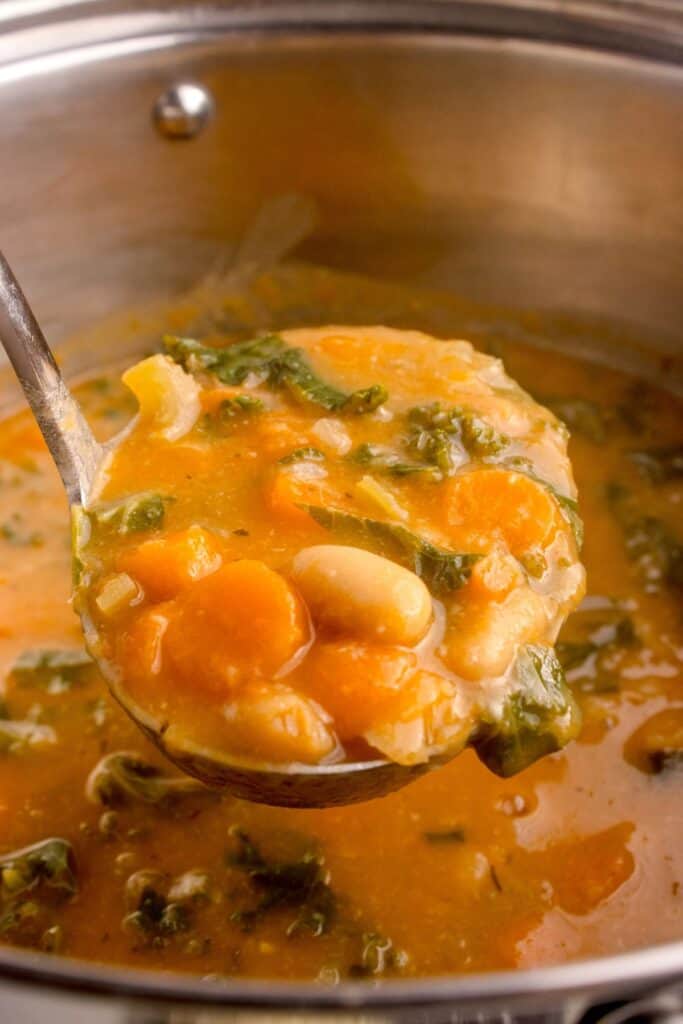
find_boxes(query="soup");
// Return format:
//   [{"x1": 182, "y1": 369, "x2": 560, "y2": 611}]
[
  {"x1": 75, "y1": 325, "x2": 583, "y2": 775},
  {"x1": 0, "y1": 265, "x2": 681, "y2": 979}
]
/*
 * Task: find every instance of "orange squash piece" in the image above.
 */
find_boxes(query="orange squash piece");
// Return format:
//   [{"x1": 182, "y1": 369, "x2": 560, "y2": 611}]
[
  {"x1": 441, "y1": 468, "x2": 561, "y2": 558},
  {"x1": 118, "y1": 525, "x2": 223, "y2": 602}
]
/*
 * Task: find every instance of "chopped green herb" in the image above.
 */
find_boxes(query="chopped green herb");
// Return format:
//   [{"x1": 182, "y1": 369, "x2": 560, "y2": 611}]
[
  {"x1": 85, "y1": 751, "x2": 207, "y2": 807},
  {"x1": 227, "y1": 827, "x2": 336, "y2": 937},
  {"x1": 279, "y1": 447, "x2": 326, "y2": 465},
  {"x1": 0, "y1": 513, "x2": 44, "y2": 547},
  {"x1": 218, "y1": 395, "x2": 264, "y2": 418},
  {"x1": 10, "y1": 648, "x2": 92, "y2": 694},
  {"x1": 342, "y1": 385, "x2": 389, "y2": 414},
  {"x1": 302, "y1": 505, "x2": 481, "y2": 595},
  {"x1": 473, "y1": 645, "x2": 582, "y2": 777},
  {"x1": 165, "y1": 334, "x2": 387, "y2": 415},
  {"x1": 628, "y1": 445, "x2": 683, "y2": 484},
  {"x1": 87, "y1": 491, "x2": 171, "y2": 535},
  {"x1": 423, "y1": 827, "x2": 466, "y2": 844}
]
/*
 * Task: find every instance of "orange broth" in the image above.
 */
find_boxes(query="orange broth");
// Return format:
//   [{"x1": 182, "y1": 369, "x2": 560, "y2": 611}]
[{"x1": 0, "y1": 282, "x2": 681, "y2": 980}]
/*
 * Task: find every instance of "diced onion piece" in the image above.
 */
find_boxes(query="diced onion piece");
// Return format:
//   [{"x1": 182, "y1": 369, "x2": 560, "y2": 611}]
[
  {"x1": 95, "y1": 573, "x2": 140, "y2": 617},
  {"x1": 356, "y1": 474, "x2": 408, "y2": 521},
  {"x1": 123, "y1": 354, "x2": 200, "y2": 441},
  {"x1": 311, "y1": 417, "x2": 352, "y2": 455}
]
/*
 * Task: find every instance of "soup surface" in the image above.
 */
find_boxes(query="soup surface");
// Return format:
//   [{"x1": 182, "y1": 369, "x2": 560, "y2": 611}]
[{"x1": 0, "y1": 265, "x2": 681, "y2": 979}]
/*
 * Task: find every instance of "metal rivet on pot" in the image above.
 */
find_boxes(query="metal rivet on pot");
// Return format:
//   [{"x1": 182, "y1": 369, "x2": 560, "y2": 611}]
[{"x1": 152, "y1": 82, "x2": 214, "y2": 140}]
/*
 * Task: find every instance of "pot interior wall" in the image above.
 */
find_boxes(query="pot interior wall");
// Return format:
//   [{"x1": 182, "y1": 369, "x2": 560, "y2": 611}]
[{"x1": 1, "y1": 30, "x2": 682, "y2": 349}]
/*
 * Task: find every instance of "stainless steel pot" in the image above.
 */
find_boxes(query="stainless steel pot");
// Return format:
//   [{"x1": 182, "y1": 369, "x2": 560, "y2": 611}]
[{"x1": 1, "y1": 2, "x2": 682, "y2": 1021}]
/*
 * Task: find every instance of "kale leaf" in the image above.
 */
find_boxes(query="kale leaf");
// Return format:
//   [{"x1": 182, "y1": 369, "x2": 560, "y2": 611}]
[
  {"x1": 302, "y1": 505, "x2": 481, "y2": 595},
  {"x1": 85, "y1": 751, "x2": 208, "y2": 807},
  {"x1": 405, "y1": 402, "x2": 508, "y2": 476},
  {"x1": 473, "y1": 644, "x2": 582, "y2": 777},
  {"x1": 628, "y1": 445, "x2": 683, "y2": 484},
  {"x1": 607, "y1": 482, "x2": 683, "y2": 593},
  {"x1": 349, "y1": 443, "x2": 440, "y2": 478},
  {"x1": 227, "y1": 827, "x2": 336, "y2": 937},
  {"x1": 88, "y1": 491, "x2": 171, "y2": 535},
  {"x1": 1, "y1": 838, "x2": 77, "y2": 899},
  {"x1": 164, "y1": 334, "x2": 387, "y2": 414},
  {"x1": 542, "y1": 397, "x2": 608, "y2": 444}
]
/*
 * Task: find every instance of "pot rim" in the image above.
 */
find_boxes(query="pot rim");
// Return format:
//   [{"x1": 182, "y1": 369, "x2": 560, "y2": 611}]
[
  {"x1": 1, "y1": 937, "x2": 683, "y2": 1009},
  {"x1": 0, "y1": 0, "x2": 682, "y2": 78},
  {"x1": 1, "y1": 0, "x2": 682, "y2": 1008}
]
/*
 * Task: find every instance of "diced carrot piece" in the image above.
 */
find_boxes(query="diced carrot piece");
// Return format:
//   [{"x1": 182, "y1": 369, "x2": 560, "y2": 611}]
[
  {"x1": 265, "y1": 467, "x2": 327, "y2": 531},
  {"x1": 117, "y1": 525, "x2": 223, "y2": 602},
  {"x1": 441, "y1": 469, "x2": 561, "y2": 558},
  {"x1": 163, "y1": 560, "x2": 308, "y2": 696},
  {"x1": 301, "y1": 642, "x2": 417, "y2": 740}
]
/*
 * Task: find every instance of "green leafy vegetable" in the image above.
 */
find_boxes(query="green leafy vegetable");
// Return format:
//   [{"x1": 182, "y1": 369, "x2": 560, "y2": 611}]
[
  {"x1": 1, "y1": 839, "x2": 77, "y2": 899},
  {"x1": 279, "y1": 447, "x2": 326, "y2": 465},
  {"x1": 556, "y1": 612, "x2": 637, "y2": 693},
  {"x1": 85, "y1": 751, "x2": 208, "y2": 807},
  {"x1": 123, "y1": 871, "x2": 191, "y2": 938},
  {"x1": 0, "y1": 513, "x2": 43, "y2": 547},
  {"x1": 405, "y1": 402, "x2": 509, "y2": 475},
  {"x1": 10, "y1": 648, "x2": 92, "y2": 694},
  {"x1": 227, "y1": 827, "x2": 335, "y2": 937},
  {"x1": 164, "y1": 334, "x2": 387, "y2": 414},
  {"x1": 628, "y1": 445, "x2": 683, "y2": 484},
  {"x1": 88, "y1": 491, "x2": 171, "y2": 535},
  {"x1": 0, "y1": 839, "x2": 77, "y2": 946},
  {"x1": 607, "y1": 482, "x2": 683, "y2": 593},
  {"x1": 303, "y1": 505, "x2": 481, "y2": 595},
  {"x1": 218, "y1": 395, "x2": 264, "y2": 418},
  {"x1": 473, "y1": 645, "x2": 582, "y2": 777},
  {"x1": 542, "y1": 397, "x2": 607, "y2": 444},
  {"x1": 349, "y1": 443, "x2": 439, "y2": 478}
]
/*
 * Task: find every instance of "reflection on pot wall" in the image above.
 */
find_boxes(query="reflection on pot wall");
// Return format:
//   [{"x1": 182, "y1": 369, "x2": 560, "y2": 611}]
[{"x1": 1, "y1": 29, "x2": 682, "y2": 346}]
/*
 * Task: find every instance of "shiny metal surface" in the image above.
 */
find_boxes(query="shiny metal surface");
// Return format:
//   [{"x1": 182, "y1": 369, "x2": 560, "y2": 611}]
[
  {"x1": 0, "y1": 1, "x2": 682, "y2": 1020},
  {"x1": 153, "y1": 80, "x2": 214, "y2": 138},
  {"x1": 0, "y1": 252, "x2": 103, "y2": 504}
]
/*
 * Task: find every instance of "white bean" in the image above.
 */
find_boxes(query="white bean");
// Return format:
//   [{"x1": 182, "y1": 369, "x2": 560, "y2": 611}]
[{"x1": 291, "y1": 545, "x2": 432, "y2": 646}]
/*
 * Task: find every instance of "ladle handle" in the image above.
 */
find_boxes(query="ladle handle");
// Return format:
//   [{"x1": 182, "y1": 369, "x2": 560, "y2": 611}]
[{"x1": 0, "y1": 251, "x2": 103, "y2": 505}]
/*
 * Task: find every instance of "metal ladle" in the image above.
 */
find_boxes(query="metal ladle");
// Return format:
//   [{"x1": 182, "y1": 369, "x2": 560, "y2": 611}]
[{"x1": 0, "y1": 251, "x2": 447, "y2": 807}]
